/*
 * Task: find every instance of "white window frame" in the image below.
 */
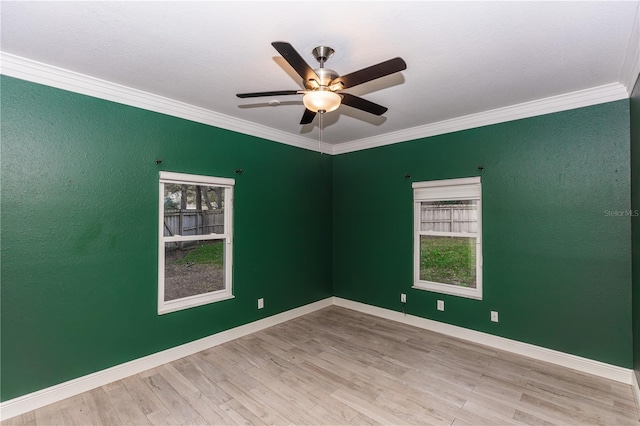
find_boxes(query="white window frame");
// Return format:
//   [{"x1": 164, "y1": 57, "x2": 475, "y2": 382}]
[
  {"x1": 412, "y1": 176, "x2": 482, "y2": 300},
  {"x1": 158, "y1": 171, "x2": 234, "y2": 314}
]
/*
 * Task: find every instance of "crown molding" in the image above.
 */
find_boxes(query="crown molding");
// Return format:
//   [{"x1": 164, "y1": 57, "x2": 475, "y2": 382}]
[
  {"x1": 0, "y1": 52, "x2": 321, "y2": 153},
  {"x1": 620, "y1": 2, "x2": 640, "y2": 94},
  {"x1": 1, "y1": 52, "x2": 632, "y2": 157},
  {"x1": 330, "y1": 83, "x2": 629, "y2": 155}
]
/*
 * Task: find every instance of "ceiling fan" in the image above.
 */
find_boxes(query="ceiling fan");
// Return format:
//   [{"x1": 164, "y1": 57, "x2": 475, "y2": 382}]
[{"x1": 236, "y1": 42, "x2": 407, "y2": 124}]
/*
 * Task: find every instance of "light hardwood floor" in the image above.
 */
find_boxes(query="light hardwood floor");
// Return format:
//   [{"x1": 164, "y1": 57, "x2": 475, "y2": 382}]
[{"x1": 3, "y1": 306, "x2": 639, "y2": 425}]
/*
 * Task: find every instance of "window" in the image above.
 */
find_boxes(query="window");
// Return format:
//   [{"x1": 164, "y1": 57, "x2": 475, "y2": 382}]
[
  {"x1": 413, "y1": 177, "x2": 482, "y2": 300},
  {"x1": 158, "y1": 171, "x2": 234, "y2": 314}
]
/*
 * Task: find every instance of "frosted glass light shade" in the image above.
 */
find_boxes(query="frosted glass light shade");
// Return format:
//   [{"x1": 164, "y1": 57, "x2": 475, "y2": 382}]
[{"x1": 302, "y1": 91, "x2": 341, "y2": 113}]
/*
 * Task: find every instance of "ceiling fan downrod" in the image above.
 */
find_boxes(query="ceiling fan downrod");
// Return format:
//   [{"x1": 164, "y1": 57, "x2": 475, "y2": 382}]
[{"x1": 306, "y1": 46, "x2": 339, "y2": 93}]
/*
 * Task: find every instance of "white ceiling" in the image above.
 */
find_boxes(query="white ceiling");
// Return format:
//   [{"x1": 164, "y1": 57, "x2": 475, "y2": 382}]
[{"x1": 1, "y1": 1, "x2": 639, "y2": 154}]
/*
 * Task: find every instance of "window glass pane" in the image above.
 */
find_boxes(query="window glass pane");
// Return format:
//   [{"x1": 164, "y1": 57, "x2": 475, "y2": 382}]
[
  {"x1": 164, "y1": 239, "x2": 226, "y2": 301},
  {"x1": 420, "y1": 235, "x2": 476, "y2": 288},
  {"x1": 419, "y1": 200, "x2": 477, "y2": 233},
  {"x1": 163, "y1": 184, "x2": 225, "y2": 236}
]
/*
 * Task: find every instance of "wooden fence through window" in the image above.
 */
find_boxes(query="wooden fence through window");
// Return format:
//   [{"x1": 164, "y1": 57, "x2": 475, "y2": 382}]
[
  {"x1": 420, "y1": 203, "x2": 477, "y2": 233},
  {"x1": 164, "y1": 209, "x2": 224, "y2": 249}
]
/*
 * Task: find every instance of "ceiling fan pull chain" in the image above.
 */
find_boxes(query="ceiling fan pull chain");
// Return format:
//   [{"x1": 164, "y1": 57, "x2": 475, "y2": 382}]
[{"x1": 319, "y1": 113, "x2": 324, "y2": 154}]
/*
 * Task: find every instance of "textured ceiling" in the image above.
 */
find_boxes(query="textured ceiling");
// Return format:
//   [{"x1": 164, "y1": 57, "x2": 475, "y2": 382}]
[{"x1": 1, "y1": 1, "x2": 639, "y2": 150}]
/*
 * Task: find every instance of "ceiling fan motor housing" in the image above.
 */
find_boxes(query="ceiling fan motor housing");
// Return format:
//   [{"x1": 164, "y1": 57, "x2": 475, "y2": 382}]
[
  {"x1": 305, "y1": 68, "x2": 339, "y2": 90},
  {"x1": 304, "y1": 46, "x2": 339, "y2": 90}
]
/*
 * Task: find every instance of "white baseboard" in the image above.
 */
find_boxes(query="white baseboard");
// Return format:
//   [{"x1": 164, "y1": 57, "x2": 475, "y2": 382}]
[
  {"x1": 632, "y1": 370, "x2": 640, "y2": 420},
  {"x1": 2, "y1": 296, "x2": 636, "y2": 421},
  {"x1": 333, "y1": 297, "x2": 634, "y2": 385},
  {"x1": 0, "y1": 298, "x2": 333, "y2": 421}
]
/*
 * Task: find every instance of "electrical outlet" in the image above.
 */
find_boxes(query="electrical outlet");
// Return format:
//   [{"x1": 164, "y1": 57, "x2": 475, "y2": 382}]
[
  {"x1": 491, "y1": 311, "x2": 499, "y2": 322},
  {"x1": 437, "y1": 300, "x2": 444, "y2": 311},
  {"x1": 258, "y1": 298, "x2": 264, "y2": 309},
  {"x1": 401, "y1": 293, "x2": 406, "y2": 303}
]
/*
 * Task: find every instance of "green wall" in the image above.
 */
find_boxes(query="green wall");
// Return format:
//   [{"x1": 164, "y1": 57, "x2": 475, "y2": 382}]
[
  {"x1": 333, "y1": 101, "x2": 632, "y2": 367},
  {"x1": 1, "y1": 73, "x2": 635, "y2": 402},
  {"x1": 632, "y1": 75, "x2": 640, "y2": 383},
  {"x1": 0, "y1": 76, "x2": 333, "y2": 401}
]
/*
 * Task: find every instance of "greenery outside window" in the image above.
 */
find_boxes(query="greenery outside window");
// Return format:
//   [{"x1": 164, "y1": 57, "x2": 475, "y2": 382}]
[
  {"x1": 412, "y1": 177, "x2": 482, "y2": 300},
  {"x1": 158, "y1": 171, "x2": 234, "y2": 314}
]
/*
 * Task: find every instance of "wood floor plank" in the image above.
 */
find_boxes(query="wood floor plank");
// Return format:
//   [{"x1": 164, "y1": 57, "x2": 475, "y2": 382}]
[
  {"x1": 473, "y1": 374, "x2": 525, "y2": 401},
  {"x1": 483, "y1": 357, "x2": 532, "y2": 387},
  {"x1": 277, "y1": 366, "x2": 338, "y2": 400},
  {"x1": 205, "y1": 343, "x2": 255, "y2": 372},
  {"x1": 182, "y1": 391, "x2": 236, "y2": 425},
  {"x1": 451, "y1": 406, "x2": 511, "y2": 426},
  {"x1": 58, "y1": 394, "x2": 95, "y2": 425},
  {"x1": 201, "y1": 351, "x2": 260, "y2": 391},
  {"x1": 156, "y1": 363, "x2": 200, "y2": 398},
  {"x1": 519, "y1": 392, "x2": 621, "y2": 426},
  {"x1": 400, "y1": 363, "x2": 475, "y2": 405},
  {"x1": 248, "y1": 384, "x2": 318, "y2": 425},
  {"x1": 2, "y1": 412, "x2": 35, "y2": 426},
  {"x1": 385, "y1": 380, "x2": 467, "y2": 421},
  {"x1": 526, "y1": 370, "x2": 626, "y2": 409},
  {"x1": 216, "y1": 379, "x2": 290, "y2": 424},
  {"x1": 319, "y1": 337, "x2": 411, "y2": 379},
  {"x1": 3, "y1": 306, "x2": 638, "y2": 426},
  {"x1": 330, "y1": 388, "x2": 408, "y2": 425},
  {"x1": 81, "y1": 387, "x2": 122, "y2": 425},
  {"x1": 172, "y1": 356, "x2": 232, "y2": 405},
  {"x1": 374, "y1": 388, "x2": 454, "y2": 426},
  {"x1": 254, "y1": 328, "x2": 297, "y2": 351},
  {"x1": 189, "y1": 351, "x2": 228, "y2": 383},
  {"x1": 142, "y1": 373, "x2": 208, "y2": 425},
  {"x1": 521, "y1": 380, "x2": 638, "y2": 425},
  {"x1": 144, "y1": 408, "x2": 181, "y2": 425},
  {"x1": 469, "y1": 377, "x2": 576, "y2": 425},
  {"x1": 297, "y1": 355, "x2": 385, "y2": 401},
  {"x1": 512, "y1": 408, "x2": 557, "y2": 426},
  {"x1": 347, "y1": 413, "x2": 384, "y2": 426},
  {"x1": 451, "y1": 418, "x2": 476, "y2": 426},
  {"x1": 121, "y1": 374, "x2": 174, "y2": 418},
  {"x1": 218, "y1": 397, "x2": 266, "y2": 425},
  {"x1": 233, "y1": 337, "x2": 291, "y2": 378},
  {"x1": 316, "y1": 351, "x2": 397, "y2": 388},
  {"x1": 103, "y1": 382, "x2": 150, "y2": 425},
  {"x1": 305, "y1": 403, "x2": 355, "y2": 425},
  {"x1": 33, "y1": 401, "x2": 65, "y2": 426},
  {"x1": 427, "y1": 343, "x2": 493, "y2": 376},
  {"x1": 245, "y1": 366, "x2": 317, "y2": 412},
  {"x1": 461, "y1": 397, "x2": 521, "y2": 425}
]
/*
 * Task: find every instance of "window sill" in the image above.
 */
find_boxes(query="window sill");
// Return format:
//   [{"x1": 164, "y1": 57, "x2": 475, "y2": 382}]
[
  {"x1": 158, "y1": 293, "x2": 235, "y2": 315},
  {"x1": 412, "y1": 282, "x2": 482, "y2": 300}
]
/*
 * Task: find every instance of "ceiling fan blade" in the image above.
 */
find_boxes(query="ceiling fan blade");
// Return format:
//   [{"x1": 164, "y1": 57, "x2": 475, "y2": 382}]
[
  {"x1": 271, "y1": 42, "x2": 320, "y2": 84},
  {"x1": 236, "y1": 90, "x2": 300, "y2": 98},
  {"x1": 340, "y1": 93, "x2": 388, "y2": 116},
  {"x1": 300, "y1": 108, "x2": 317, "y2": 124},
  {"x1": 331, "y1": 57, "x2": 407, "y2": 90}
]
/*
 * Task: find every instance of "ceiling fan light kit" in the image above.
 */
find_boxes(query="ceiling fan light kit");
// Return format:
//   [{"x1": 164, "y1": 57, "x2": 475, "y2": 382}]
[
  {"x1": 236, "y1": 42, "x2": 407, "y2": 125},
  {"x1": 303, "y1": 91, "x2": 341, "y2": 113}
]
